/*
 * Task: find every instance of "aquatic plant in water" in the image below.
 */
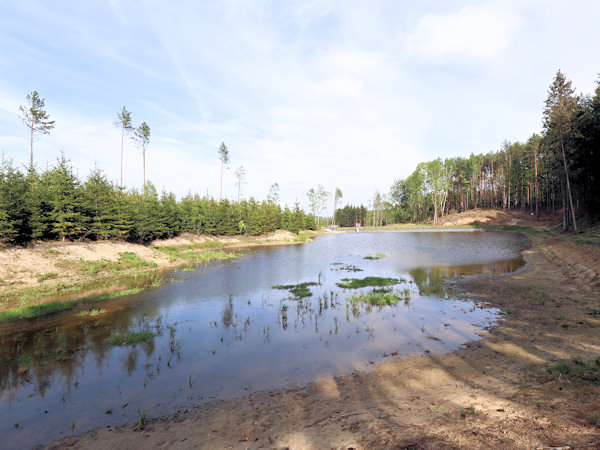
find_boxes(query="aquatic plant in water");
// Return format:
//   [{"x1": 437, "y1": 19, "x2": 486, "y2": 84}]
[
  {"x1": 364, "y1": 253, "x2": 385, "y2": 260},
  {"x1": 272, "y1": 282, "x2": 319, "y2": 298},
  {"x1": 106, "y1": 331, "x2": 156, "y2": 347},
  {"x1": 336, "y1": 276, "x2": 399, "y2": 289},
  {"x1": 348, "y1": 291, "x2": 402, "y2": 306}
]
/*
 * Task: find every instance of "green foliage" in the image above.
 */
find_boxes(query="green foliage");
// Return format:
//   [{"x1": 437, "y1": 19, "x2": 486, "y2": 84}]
[
  {"x1": 106, "y1": 331, "x2": 155, "y2": 346},
  {"x1": 348, "y1": 292, "x2": 402, "y2": 305},
  {"x1": 364, "y1": 253, "x2": 385, "y2": 260},
  {"x1": 272, "y1": 281, "x2": 319, "y2": 298},
  {"x1": 336, "y1": 276, "x2": 400, "y2": 289},
  {"x1": 546, "y1": 357, "x2": 600, "y2": 383},
  {"x1": 389, "y1": 71, "x2": 600, "y2": 225},
  {"x1": 0, "y1": 154, "x2": 316, "y2": 245},
  {"x1": 334, "y1": 205, "x2": 368, "y2": 227}
]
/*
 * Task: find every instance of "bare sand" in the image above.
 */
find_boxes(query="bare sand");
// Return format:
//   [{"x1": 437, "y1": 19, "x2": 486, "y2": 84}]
[{"x1": 41, "y1": 215, "x2": 600, "y2": 449}]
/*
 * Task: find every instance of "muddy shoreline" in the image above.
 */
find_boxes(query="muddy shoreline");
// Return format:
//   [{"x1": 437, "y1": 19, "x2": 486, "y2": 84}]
[{"x1": 44, "y1": 230, "x2": 600, "y2": 449}]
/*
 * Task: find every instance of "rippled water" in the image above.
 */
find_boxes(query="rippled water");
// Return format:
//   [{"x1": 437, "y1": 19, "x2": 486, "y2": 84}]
[{"x1": 0, "y1": 231, "x2": 528, "y2": 448}]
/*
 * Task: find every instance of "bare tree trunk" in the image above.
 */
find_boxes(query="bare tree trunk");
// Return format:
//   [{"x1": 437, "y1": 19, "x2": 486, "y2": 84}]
[
  {"x1": 143, "y1": 148, "x2": 146, "y2": 186},
  {"x1": 120, "y1": 126, "x2": 125, "y2": 188},
  {"x1": 559, "y1": 132, "x2": 578, "y2": 232},
  {"x1": 30, "y1": 122, "x2": 34, "y2": 171},
  {"x1": 534, "y1": 149, "x2": 539, "y2": 219},
  {"x1": 220, "y1": 161, "x2": 223, "y2": 201}
]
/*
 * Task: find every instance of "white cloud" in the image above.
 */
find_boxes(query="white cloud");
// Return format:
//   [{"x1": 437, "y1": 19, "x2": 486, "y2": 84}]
[{"x1": 404, "y1": 5, "x2": 523, "y2": 62}]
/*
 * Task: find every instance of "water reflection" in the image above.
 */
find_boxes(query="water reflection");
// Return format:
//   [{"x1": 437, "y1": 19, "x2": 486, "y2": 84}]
[
  {"x1": 0, "y1": 231, "x2": 526, "y2": 448},
  {"x1": 410, "y1": 257, "x2": 524, "y2": 296}
]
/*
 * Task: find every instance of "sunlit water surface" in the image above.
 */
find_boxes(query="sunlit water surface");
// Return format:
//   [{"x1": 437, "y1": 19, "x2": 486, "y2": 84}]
[{"x1": 0, "y1": 231, "x2": 528, "y2": 448}]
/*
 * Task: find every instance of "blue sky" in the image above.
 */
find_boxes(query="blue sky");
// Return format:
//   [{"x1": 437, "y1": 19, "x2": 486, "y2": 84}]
[{"x1": 1, "y1": 1, "x2": 599, "y2": 211}]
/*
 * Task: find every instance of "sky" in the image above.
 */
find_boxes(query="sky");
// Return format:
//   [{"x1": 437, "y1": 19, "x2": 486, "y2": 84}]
[{"x1": 0, "y1": 1, "x2": 599, "y2": 213}]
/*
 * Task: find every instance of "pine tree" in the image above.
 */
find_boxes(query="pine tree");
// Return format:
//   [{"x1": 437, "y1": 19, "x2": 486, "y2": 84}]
[
  {"x1": 19, "y1": 91, "x2": 55, "y2": 171},
  {"x1": 115, "y1": 107, "x2": 133, "y2": 188},
  {"x1": 133, "y1": 122, "x2": 151, "y2": 186},
  {"x1": 543, "y1": 70, "x2": 578, "y2": 231},
  {"x1": 218, "y1": 142, "x2": 230, "y2": 201}
]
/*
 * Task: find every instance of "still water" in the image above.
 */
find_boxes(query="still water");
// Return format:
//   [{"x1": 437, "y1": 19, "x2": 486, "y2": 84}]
[{"x1": 0, "y1": 231, "x2": 528, "y2": 448}]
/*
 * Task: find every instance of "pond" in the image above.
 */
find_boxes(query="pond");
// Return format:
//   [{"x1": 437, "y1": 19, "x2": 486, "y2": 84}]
[{"x1": 0, "y1": 231, "x2": 528, "y2": 448}]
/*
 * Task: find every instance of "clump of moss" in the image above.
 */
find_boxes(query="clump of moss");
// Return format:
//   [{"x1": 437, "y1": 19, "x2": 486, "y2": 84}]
[
  {"x1": 273, "y1": 282, "x2": 318, "y2": 298},
  {"x1": 336, "y1": 276, "x2": 399, "y2": 289}
]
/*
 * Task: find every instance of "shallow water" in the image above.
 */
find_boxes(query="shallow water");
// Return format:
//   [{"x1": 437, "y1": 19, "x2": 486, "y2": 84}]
[{"x1": 0, "y1": 231, "x2": 528, "y2": 448}]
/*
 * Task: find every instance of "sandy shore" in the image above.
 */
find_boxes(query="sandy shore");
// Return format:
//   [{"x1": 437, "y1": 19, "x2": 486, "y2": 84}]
[{"x1": 44, "y1": 228, "x2": 600, "y2": 449}]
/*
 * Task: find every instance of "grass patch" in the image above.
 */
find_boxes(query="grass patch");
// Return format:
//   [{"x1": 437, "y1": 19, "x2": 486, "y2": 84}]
[
  {"x1": 76, "y1": 308, "x2": 107, "y2": 317},
  {"x1": 273, "y1": 281, "x2": 319, "y2": 298},
  {"x1": 106, "y1": 331, "x2": 156, "y2": 347},
  {"x1": 78, "y1": 253, "x2": 157, "y2": 276},
  {"x1": 336, "y1": 276, "x2": 400, "y2": 289},
  {"x1": 0, "y1": 288, "x2": 143, "y2": 323},
  {"x1": 294, "y1": 230, "x2": 316, "y2": 242},
  {"x1": 348, "y1": 292, "x2": 402, "y2": 305},
  {"x1": 364, "y1": 253, "x2": 386, "y2": 260},
  {"x1": 37, "y1": 272, "x2": 58, "y2": 282},
  {"x1": 153, "y1": 246, "x2": 236, "y2": 265},
  {"x1": 18, "y1": 353, "x2": 33, "y2": 370},
  {"x1": 546, "y1": 357, "x2": 600, "y2": 383}
]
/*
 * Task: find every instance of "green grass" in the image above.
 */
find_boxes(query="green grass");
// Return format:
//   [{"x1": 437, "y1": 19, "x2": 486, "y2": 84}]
[
  {"x1": 336, "y1": 276, "x2": 400, "y2": 289},
  {"x1": 153, "y1": 246, "x2": 236, "y2": 265},
  {"x1": 0, "y1": 288, "x2": 143, "y2": 323},
  {"x1": 273, "y1": 281, "x2": 319, "y2": 298},
  {"x1": 364, "y1": 253, "x2": 386, "y2": 260},
  {"x1": 546, "y1": 357, "x2": 600, "y2": 383},
  {"x1": 348, "y1": 292, "x2": 402, "y2": 305},
  {"x1": 106, "y1": 331, "x2": 156, "y2": 346},
  {"x1": 76, "y1": 308, "x2": 107, "y2": 317},
  {"x1": 37, "y1": 272, "x2": 58, "y2": 282},
  {"x1": 294, "y1": 230, "x2": 316, "y2": 242},
  {"x1": 78, "y1": 253, "x2": 157, "y2": 276},
  {"x1": 18, "y1": 353, "x2": 33, "y2": 369}
]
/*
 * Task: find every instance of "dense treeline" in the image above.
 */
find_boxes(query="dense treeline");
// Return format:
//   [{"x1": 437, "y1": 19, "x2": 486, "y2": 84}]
[
  {"x1": 387, "y1": 71, "x2": 600, "y2": 229},
  {"x1": 0, "y1": 155, "x2": 315, "y2": 245},
  {"x1": 334, "y1": 205, "x2": 368, "y2": 227}
]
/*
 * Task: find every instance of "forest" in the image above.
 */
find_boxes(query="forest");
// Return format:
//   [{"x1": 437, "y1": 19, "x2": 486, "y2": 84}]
[
  {"x1": 0, "y1": 155, "x2": 315, "y2": 245},
  {"x1": 384, "y1": 71, "x2": 600, "y2": 230}
]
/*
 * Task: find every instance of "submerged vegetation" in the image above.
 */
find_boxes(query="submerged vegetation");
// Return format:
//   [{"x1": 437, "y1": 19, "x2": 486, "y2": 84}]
[
  {"x1": 348, "y1": 292, "x2": 402, "y2": 306},
  {"x1": 336, "y1": 276, "x2": 400, "y2": 289},
  {"x1": 106, "y1": 331, "x2": 156, "y2": 347},
  {"x1": 273, "y1": 281, "x2": 319, "y2": 298},
  {"x1": 364, "y1": 253, "x2": 385, "y2": 260}
]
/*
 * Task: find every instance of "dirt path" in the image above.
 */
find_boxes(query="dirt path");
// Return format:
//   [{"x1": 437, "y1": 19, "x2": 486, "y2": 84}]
[{"x1": 46, "y1": 232, "x2": 600, "y2": 449}]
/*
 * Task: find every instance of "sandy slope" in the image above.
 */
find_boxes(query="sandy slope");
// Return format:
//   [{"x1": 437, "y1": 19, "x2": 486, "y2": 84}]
[
  {"x1": 0, "y1": 231, "x2": 303, "y2": 305},
  {"x1": 47, "y1": 228, "x2": 600, "y2": 448}
]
